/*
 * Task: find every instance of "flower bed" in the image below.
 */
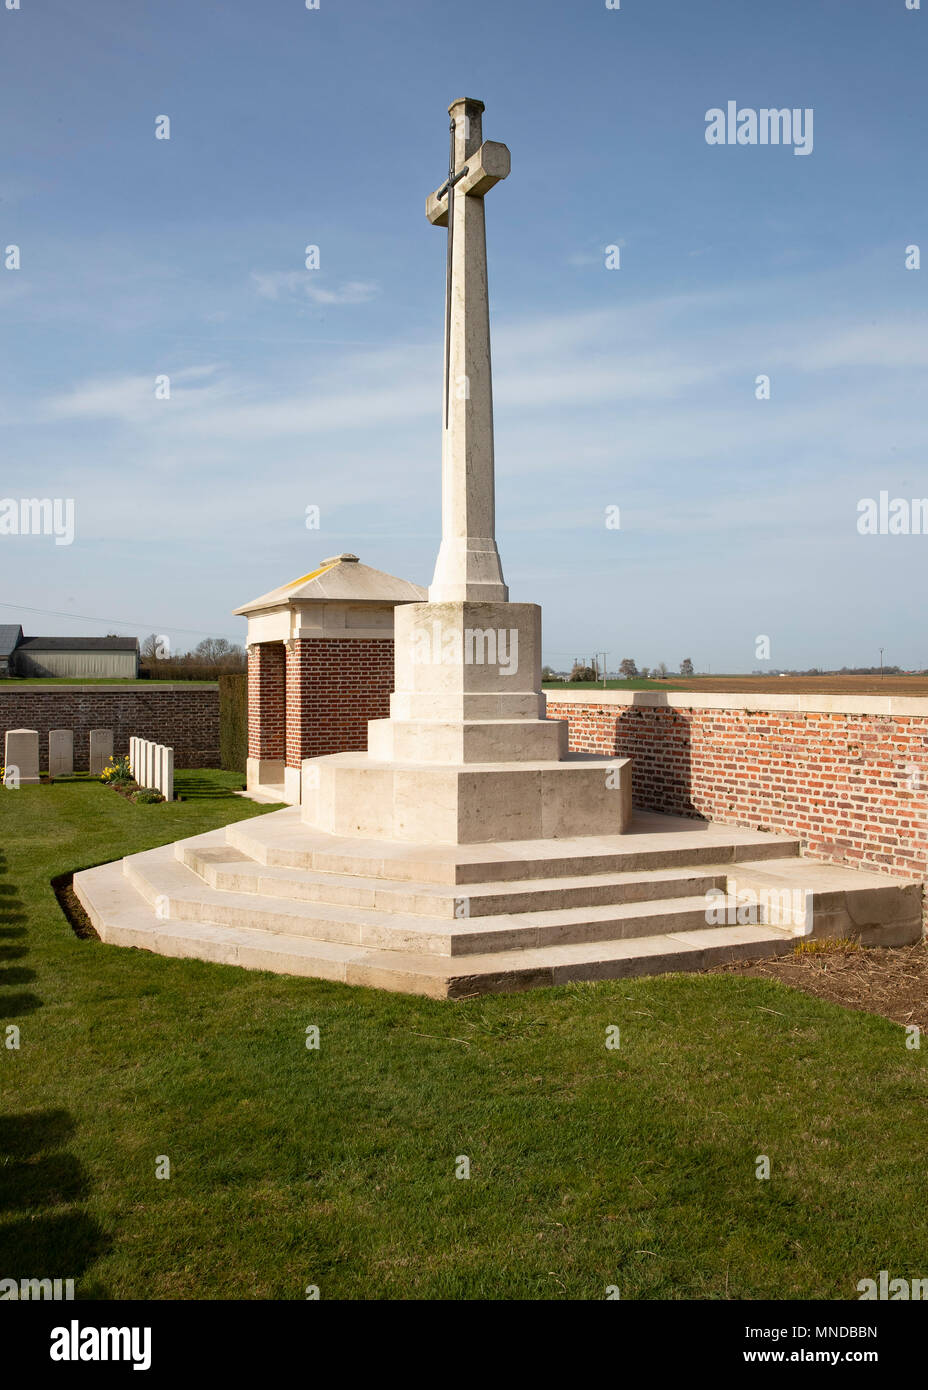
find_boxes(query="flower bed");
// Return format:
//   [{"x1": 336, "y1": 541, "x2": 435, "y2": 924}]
[{"x1": 100, "y1": 755, "x2": 164, "y2": 804}]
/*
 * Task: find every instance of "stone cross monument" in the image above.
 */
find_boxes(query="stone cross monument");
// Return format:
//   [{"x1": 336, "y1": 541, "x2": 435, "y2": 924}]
[
  {"x1": 299, "y1": 98, "x2": 632, "y2": 844},
  {"x1": 425, "y1": 96, "x2": 510, "y2": 605}
]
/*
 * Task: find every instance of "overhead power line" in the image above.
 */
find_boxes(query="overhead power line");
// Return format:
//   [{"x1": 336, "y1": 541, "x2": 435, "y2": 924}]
[{"x1": 0, "y1": 601, "x2": 241, "y2": 643}]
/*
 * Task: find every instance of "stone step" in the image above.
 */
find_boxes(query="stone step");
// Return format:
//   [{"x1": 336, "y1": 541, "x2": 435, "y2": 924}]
[
  {"x1": 71, "y1": 804, "x2": 921, "y2": 998},
  {"x1": 181, "y1": 835, "x2": 733, "y2": 918},
  {"x1": 74, "y1": 859, "x2": 795, "y2": 998},
  {"x1": 225, "y1": 807, "x2": 802, "y2": 885},
  {"x1": 123, "y1": 845, "x2": 771, "y2": 957},
  {"x1": 730, "y1": 859, "x2": 922, "y2": 946},
  {"x1": 176, "y1": 831, "x2": 924, "y2": 946}
]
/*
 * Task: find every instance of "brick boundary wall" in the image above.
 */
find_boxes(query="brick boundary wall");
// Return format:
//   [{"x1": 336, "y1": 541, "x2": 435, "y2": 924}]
[
  {"x1": 284, "y1": 637, "x2": 394, "y2": 767},
  {"x1": 0, "y1": 685, "x2": 220, "y2": 771},
  {"x1": 247, "y1": 643, "x2": 285, "y2": 761},
  {"x1": 546, "y1": 694, "x2": 928, "y2": 909}
]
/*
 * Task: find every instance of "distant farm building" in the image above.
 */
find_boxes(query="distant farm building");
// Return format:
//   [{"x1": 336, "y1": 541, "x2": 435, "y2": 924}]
[
  {"x1": 0, "y1": 625, "x2": 23, "y2": 677},
  {"x1": 3, "y1": 633, "x2": 140, "y2": 679}
]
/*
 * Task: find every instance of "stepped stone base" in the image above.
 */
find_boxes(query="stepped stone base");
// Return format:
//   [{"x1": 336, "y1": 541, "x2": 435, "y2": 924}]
[
  {"x1": 295, "y1": 596, "x2": 632, "y2": 843},
  {"x1": 72, "y1": 808, "x2": 923, "y2": 998}
]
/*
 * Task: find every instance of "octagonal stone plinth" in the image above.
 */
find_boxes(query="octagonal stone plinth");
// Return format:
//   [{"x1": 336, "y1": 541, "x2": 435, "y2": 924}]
[{"x1": 301, "y1": 751, "x2": 631, "y2": 845}]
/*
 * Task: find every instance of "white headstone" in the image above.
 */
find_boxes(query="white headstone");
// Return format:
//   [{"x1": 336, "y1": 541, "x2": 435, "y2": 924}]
[
  {"x1": 161, "y1": 746, "x2": 174, "y2": 802},
  {"x1": 48, "y1": 729, "x2": 74, "y2": 778},
  {"x1": 3, "y1": 728, "x2": 40, "y2": 786},
  {"x1": 89, "y1": 728, "x2": 114, "y2": 776}
]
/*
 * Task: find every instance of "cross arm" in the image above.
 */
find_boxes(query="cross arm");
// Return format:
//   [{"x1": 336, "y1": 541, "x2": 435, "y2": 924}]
[{"x1": 426, "y1": 141, "x2": 511, "y2": 226}]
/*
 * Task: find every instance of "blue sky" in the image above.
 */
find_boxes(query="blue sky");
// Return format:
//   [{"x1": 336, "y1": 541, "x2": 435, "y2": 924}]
[{"x1": 1, "y1": 0, "x2": 926, "y2": 672}]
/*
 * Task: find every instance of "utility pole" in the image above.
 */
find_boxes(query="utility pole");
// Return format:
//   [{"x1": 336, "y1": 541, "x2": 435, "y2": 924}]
[{"x1": 880, "y1": 647, "x2": 884, "y2": 678}]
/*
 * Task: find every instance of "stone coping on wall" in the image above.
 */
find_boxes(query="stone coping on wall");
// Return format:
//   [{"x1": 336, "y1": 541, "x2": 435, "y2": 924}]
[
  {"x1": 0, "y1": 683, "x2": 218, "y2": 693},
  {"x1": 543, "y1": 688, "x2": 928, "y2": 718}
]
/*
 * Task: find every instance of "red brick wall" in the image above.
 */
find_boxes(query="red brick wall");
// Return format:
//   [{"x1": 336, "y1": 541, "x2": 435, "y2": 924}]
[
  {"x1": 284, "y1": 637, "x2": 394, "y2": 767},
  {"x1": 547, "y1": 699, "x2": 928, "y2": 882},
  {"x1": 247, "y1": 643, "x2": 285, "y2": 761},
  {"x1": 0, "y1": 687, "x2": 219, "y2": 771}
]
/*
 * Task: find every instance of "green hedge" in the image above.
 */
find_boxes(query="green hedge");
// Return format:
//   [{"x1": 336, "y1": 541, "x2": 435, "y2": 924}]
[{"x1": 219, "y1": 673, "x2": 247, "y2": 774}]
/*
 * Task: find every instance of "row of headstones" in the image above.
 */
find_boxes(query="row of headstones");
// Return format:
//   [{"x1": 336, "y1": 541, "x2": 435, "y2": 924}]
[
  {"x1": 2, "y1": 727, "x2": 114, "y2": 784},
  {"x1": 2, "y1": 729, "x2": 175, "y2": 795},
  {"x1": 129, "y1": 737, "x2": 174, "y2": 802}
]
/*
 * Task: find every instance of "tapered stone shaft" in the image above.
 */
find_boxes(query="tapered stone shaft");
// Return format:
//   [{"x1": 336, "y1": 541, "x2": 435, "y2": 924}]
[{"x1": 428, "y1": 97, "x2": 509, "y2": 604}]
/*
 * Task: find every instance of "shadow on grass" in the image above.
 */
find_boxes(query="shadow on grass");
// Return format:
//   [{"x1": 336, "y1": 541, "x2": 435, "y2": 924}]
[
  {"x1": 0, "y1": 1109, "x2": 110, "y2": 1292},
  {"x1": 0, "y1": 849, "x2": 38, "y2": 1014},
  {"x1": 0, "y1": 854, "x2": 110, "y2": 1296},
  {"x1": 0, "y1": 880, "x2": 26, "y2": 931},
  {"x1": 0, "y1": 851, "x2": 38, "y2": 1014},
  {"x1": 0, "y1": 1212, "x2": 111, "y2": 1292},
  {"x1": 0, "y1": 1112, "x2": 110, "y2": 1293},
  {"x1": 0, "y1": 966, "x2": 37, "y2": 988},
  {"x1": 0, "y1": 993, "x2": 41, "y2": 1018},
  {"x1": 174, "y1": 772, "x2": 244, "y2": 800},
  {"x1": 0, "y1": 1152, "x2": 90, "y2": 1213}
]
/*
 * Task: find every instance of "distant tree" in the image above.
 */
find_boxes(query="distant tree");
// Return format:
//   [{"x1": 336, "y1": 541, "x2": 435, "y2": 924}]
[
  {"x1": 541, "y1": 665, "x2": 558, "y2": 682},
  {"x1": 656, "y1": 661, "x2": 669, "y2": 679},
  {"x1": 680, "y1": 657, "x2": 695, "y2": 677},
  {"x1": 570, "y1": 662, "x2": 598, "y2": 682},
  {"x1": 195, "y1": 637, "x2": 234, "y2": 664},
  {"x1": 141, "y1": 633, "x2": 163, "y2": 661},
  {"x1": 639, "y1": 666, "x2": 650, "y2": 680},
  {"x1": 619, "y1": 658, "x2": 638, "y2": 679}
]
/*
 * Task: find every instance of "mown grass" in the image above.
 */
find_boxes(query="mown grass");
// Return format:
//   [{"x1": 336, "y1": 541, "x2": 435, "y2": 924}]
[{"x1": 1, "y1": 775, "x2": 926, "y2": 1300}]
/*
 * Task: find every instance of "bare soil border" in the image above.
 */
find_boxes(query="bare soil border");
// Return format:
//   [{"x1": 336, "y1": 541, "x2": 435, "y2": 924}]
[{"x1": 707, "y1": 940, "x2": 928, "y2": 1031}]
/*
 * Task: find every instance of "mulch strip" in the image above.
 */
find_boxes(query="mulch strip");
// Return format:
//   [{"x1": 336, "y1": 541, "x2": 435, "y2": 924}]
[
  {"x1": 51, "y1": 873, "x2": 100, "y2": 941},
  {"x1": 707, "y1": 941, "x2": 928, "y2": 1032}
]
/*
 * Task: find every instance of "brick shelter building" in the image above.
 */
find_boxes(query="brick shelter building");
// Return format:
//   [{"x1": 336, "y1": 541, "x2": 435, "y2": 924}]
[{"x1": 234, "y1": 553, "x2": 425, "y2": 804}]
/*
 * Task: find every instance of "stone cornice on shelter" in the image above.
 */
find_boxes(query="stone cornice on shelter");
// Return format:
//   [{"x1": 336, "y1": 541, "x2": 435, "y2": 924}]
[{"x1": 233, "y1": 554, "x2": 426, "y2": 618}]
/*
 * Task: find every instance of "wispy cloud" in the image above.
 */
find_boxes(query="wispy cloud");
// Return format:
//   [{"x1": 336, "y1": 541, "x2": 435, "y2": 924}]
[
  {"x1": 5, "y1": 266, "x2": 927, "y2": 666},
  {"x1": 250, "y1": 271, "x2": 378, "y2": 305},
  {"x1": 44, "y1": 365, "x2": 229, "y2": 424}
]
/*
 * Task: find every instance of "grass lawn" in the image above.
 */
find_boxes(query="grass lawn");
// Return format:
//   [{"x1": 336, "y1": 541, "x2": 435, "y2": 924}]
[{"x1": 1, "y1": 773, "x2": 927, "y2": 1300}]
